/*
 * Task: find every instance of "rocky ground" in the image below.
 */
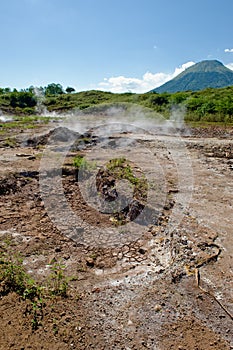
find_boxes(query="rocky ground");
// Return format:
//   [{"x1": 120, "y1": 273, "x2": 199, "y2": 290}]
[{"x1": 0, "y1": 119, "x2": 232, "y2": 349}]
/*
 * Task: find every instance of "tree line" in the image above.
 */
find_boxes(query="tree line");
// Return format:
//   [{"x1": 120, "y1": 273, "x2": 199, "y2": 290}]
[
  {"x1": 0, "y1": 83, "x2": 75, "y2": 96},
  {"x1": 0, "y1": 84, "x2": 76, "y2": 113}
]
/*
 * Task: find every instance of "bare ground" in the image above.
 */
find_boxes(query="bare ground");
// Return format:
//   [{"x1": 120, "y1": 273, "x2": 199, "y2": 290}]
[{"x1": 0, "y1": 121, "x2": 232, "y2": 350}]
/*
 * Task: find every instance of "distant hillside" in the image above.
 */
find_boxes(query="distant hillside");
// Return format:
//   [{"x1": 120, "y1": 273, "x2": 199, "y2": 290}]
[
  {"x1": 1, "y1": 80, "x2": 233, "y2": 124},
  {"x1": 151, "y1": 60, "x2": 233, "y2": 93}
]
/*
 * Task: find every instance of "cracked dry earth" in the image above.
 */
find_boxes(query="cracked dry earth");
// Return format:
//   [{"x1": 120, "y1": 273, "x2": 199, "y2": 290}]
[{"x1": 0, "y1": 121, "x2": 233, "y2": 350}]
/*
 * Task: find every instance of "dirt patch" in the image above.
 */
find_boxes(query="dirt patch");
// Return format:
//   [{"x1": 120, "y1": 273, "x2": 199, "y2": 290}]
[{"x1": 160, "y1": 317, "x2": 230, "y2": 350}]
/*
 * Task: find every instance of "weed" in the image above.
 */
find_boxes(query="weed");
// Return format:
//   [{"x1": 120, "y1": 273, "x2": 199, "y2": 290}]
[
  {"x1": 2, "y1": 236, "x2": 12, "y2": 248},
  {"x1": 47, "y1": 261, "x2": 69, "y2": 297},
  {"x1": 106, "y1": 157, "x2": 139, "y2": 184},
  {"x1": 73, "y1": 155, "x2": 97, "y2": 181},
  {"x1": 31, "y1": 298, "x2": 44, "y2": 330},
  {"x1": 73, "y1": 155, "x2": 84, "y2": 168},
  {"x1": 0, "y1": 251, "x2": 45, "y2": 330},
  {"x1": 106, "y1": 157, "x2": 148, "y2": 201},
  {"x1": 106, "y1": 157, "x2": 126, "y2": 170},
  {"x1": 0, "y1": 253, "x2": 30, "y2": 295},
  {"x1": 73, "y1": 155, "x2": 97, "y2": 171},
  {"x1": 0, "y1": 249, "x2": 74, "y2": 331}
]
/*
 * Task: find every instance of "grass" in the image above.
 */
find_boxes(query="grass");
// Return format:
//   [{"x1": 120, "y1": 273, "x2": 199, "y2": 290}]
[
  {"x1": 0, "y1": 115, "x2": 52, "y2": 133},
  {"x1": 107, "y1": 157, "x2": 140, "y2": 185},
  {"x1": 186, "y1": 120, "x2": 233, "y2": 128}
]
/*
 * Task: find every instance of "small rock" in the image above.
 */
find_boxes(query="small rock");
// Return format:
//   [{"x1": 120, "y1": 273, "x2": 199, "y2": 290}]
[
  {"x1": 86, "y1": 257, "x2": 95, "y2": 267},
  {"x1": 63, "y1": 255, "x2": 70, "y2": 260},
  {"x1": 92, "y1": 288, "x2": 101, "y2": 293},
  {"x1": 55, "y1": 246, "x2": 62, "y2": 253},
  {"x1": 154, "y1": 304, "x2": 162, "y2": 312}
]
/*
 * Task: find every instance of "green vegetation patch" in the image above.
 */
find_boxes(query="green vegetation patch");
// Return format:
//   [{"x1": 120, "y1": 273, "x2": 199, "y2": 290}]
[
  {"x1": 0, "y1": 83, "x2": 233, "y2": 123},
  {"x1": 0, "y1": 115, "x2": 52, "y2": 135},
  {"x1": 106, "y1": 157, "x2": 148, "y2": 202},
  {"x1": 73, "y1": 155, "x2": 97, "y2": 172},
  {"x1": 0, "y1": 246, "x2": 75, "y2": 330}
]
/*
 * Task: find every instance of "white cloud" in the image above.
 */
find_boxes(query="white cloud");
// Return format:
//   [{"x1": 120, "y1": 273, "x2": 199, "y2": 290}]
[
  {"x1": 96, "y1": 61, "x2": 195, "y2": 93},
  {"x1": 224, "y1": 48, "x2": 233, "y2": 53},
  {"x1": 173, "y1": 61, "x2": 196, "y2": 76},
  {"x1": 226, "y1": 63, "x2": 233, "y2": 71}
]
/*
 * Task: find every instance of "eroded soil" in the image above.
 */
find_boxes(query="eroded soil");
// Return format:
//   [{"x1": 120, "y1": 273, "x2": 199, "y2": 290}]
[{"x1": 0, "y1": 121, "x2": 232, "y2": 350}]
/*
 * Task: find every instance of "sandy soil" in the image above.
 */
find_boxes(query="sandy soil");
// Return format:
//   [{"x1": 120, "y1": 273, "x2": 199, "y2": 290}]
[{"x1": 0, "y1": 121, "x2": 232, "y2": 350}]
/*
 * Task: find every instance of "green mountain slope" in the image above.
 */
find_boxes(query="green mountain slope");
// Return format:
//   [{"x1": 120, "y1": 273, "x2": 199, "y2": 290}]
[{"x1": 152, "y1": 60, "x2": 233, "y2": 93}]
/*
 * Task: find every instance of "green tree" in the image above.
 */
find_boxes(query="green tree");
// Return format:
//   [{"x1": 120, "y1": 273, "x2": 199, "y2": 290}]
[
  {"x1": 9, "y1": 91, "x2": 37, "y2": 108},
  {"x1": 66, "y1": 86, "x2": 75, "y2": 93},
  {"x1": 148, "y1": 93, "x2": 169, "y2": 106},
  {"x1": 185, "y1": 96, "x2": 203, "y2": 111},
  {"x1": 45, "y1": 83, "x2": 64, "y2": 96},
  {"x1": 3, "y1": 87, "x2": 11, "y2": 93},
  {"x1": 170, "y1": 92, "x2": 187, "y2": 104}
]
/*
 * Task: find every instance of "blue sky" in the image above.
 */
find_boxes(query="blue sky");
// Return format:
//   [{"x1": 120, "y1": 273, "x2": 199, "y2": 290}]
[{"x1": 0, "y1": 0, "x2": 233, "y2": 92}]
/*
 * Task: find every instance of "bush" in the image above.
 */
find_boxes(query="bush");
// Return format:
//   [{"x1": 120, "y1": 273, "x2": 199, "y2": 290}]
[
  {"x1": 9, "y1": 91, "x2": 37, "y2": 108},
  {"x1": 23, "y1": 107, "x2": 35, "y2": 115}
]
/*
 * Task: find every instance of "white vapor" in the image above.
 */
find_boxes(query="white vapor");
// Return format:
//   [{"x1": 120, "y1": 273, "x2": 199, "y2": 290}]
[
  {"x1": 224, "y1": 48, "x2": 233, "y2": 53},
  {"x1": 96, "y1": 61, "x2": 195, "y2": 93}
]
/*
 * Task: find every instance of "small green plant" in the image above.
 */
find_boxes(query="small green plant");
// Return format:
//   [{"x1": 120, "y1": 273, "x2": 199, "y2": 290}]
[
  {"x1": 73, "y1": 155, "x2": 85, "y2": 168},
  {"x1": 73, "y1": 155, "x2": 96, "y2": 171},
  {"x1": 47, "y1": 261, "x2": 69, "y2": 297},
  {"x1": 106, "y1": 157, "x2": 139, "y2": 184},
  {"x1": 0, "y1": 252, "x2": 43, "y2": 299},
  {"x1": 31, "y1": 298, "x2": 43, "y2": 330},
  {"x1": 73, "y1": 155, "x2": 97, "y2": 181},
  {"x1": 52, "y1": 318, "x2": 59, "y2": 335},
  {"x1": 23, "y1": 278, "x2": 43, "y2": 301},
  {"x1": 0, "y1": 251, "x2": 45, "y2": 330},
  {"x1": 109, "y1": 215, "x2": 125, "y2": 226},
  {"x1": 0, "y1": 253, "x2": 29, "y2": 295},
  {"x1": 0, "y1": 248, "x2": 74, "y2": 330},
  {"x1": 106, "y1": 157, "x2": 127, "y2": 170},
  {"x1": 106, "y1": 157, "x2": 148, "y2": 201}
]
